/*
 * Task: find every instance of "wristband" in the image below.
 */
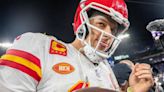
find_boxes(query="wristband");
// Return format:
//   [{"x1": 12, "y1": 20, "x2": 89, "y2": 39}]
[{"x1": 127, "y1": 87, "x2": 133, "y2": 92}]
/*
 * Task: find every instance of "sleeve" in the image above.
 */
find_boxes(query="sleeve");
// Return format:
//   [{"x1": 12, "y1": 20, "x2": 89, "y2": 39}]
[{"x1": 0, "y1": 32, "x2": 47, "y2": 92}]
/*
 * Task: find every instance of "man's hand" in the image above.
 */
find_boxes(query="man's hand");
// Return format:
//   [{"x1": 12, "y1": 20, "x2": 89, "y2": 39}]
[
  {"x1": 129, "y1": 63, "x2": 154, "y2": 92},
  {"x1": 74, "y1": 87, "x2": 116, "y2": 92}
]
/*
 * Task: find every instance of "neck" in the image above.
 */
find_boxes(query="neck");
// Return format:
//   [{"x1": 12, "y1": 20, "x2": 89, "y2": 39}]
[{"x1": 71, "y1": 38, "x2": 84, "y2": 50}]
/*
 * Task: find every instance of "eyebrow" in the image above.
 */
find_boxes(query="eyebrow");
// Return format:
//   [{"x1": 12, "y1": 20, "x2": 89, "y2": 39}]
[
  {"x1": 90, "y1": 16, "x2": 118, "y2": 29},
  {"x1": 100, "y1": 16, "x2": 118, "y2": 29}
]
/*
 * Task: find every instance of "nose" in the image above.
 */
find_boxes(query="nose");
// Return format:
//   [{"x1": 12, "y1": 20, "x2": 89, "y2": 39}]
[
  {"x1": 101, "y1": 34, "x2": 111, "y2": 43},
  {"x1": 100, "y1": 29, "x2": 113, "y2": 39}
]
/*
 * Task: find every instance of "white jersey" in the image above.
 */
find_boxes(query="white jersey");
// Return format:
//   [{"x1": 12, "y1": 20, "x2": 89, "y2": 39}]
[{"x1": 0, "y1": 32, "x2": 119, "y2": 92}]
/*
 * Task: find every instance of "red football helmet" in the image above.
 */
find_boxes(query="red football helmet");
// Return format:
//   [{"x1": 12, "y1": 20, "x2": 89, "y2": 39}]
[
  {"x1": 73, "y1": 0, "x2": 129, "y2": 33},
  {"x1": 73, "y1": 0, "x2": 130, "y2": 58}
]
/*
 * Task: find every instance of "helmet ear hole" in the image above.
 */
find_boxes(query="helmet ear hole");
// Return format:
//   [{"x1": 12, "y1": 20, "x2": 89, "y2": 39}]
[
  {"x1": 77, "y1": 28, "x2": 85, "y2": 39},
  {"x1": 76, "y1": 23, "x2": 89, "y2": 40},
  {"x1": 76, "y1": 24, "x2": 89, "y2": 40}
]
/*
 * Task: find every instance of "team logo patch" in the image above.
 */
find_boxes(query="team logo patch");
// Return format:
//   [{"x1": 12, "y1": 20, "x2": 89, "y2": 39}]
[
  {"x1": 52, "y1": 62, "x2": 74, "y2": 74},
  {"x1": 49, "y1": 40, "x2": 67, "y2": 56}
]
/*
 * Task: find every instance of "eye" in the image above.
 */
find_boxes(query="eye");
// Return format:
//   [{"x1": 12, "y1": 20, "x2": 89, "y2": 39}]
[{"x1": 96, "y1": 22, "x2": 106, "y2": 29}]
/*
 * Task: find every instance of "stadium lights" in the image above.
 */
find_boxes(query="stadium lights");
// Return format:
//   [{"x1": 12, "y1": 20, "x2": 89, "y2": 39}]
[
  {"x1": 118, "y1": 33, "x2": 130, "y2": 40},
  {"x1": 0, "y1": 42, "x2": 13, "y2": 48}
]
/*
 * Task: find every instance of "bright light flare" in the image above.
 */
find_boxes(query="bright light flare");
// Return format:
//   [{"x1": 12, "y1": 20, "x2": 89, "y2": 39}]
[
  {"x1": 0, "y1": 42, "x2": 13, "y2": 48},
  {"x1": 118, "y1": 34, "x2": 130, "y2": 40}
]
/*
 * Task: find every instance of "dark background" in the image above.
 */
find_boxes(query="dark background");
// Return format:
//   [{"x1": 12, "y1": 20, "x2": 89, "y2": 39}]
[
  {"x1": 1, "y1": 0, "x2": 164, "y2": 86},
  {"x1": 0, "y1": 0, "x2": 164, "y2": 62}
]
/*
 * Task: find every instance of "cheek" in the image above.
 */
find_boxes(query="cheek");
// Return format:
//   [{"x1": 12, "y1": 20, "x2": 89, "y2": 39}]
[
  {"x1": 85, "y1": 32, "x2": 96, "y2": 43},
  {"x1": 90, "y1": 36, "x2": 97, "y2": 46},
  {"x1": 87, "y1": 35, "x2": 98, "y2": 47},
  {"x1": 89, "y1": 30, "x2": 98, "y2": 39}
]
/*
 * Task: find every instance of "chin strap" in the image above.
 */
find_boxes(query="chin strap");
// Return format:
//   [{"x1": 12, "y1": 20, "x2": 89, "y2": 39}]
[{"x1": 83, "y1": 44, "x2": 104, "y2": 63}]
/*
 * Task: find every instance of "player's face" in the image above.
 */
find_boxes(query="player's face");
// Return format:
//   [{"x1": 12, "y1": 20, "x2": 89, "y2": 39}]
[{"x1": 85, "y1": 15, "x2": 118, "y2": 51}]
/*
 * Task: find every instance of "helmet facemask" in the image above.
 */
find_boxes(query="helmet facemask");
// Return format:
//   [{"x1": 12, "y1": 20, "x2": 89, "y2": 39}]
[{"x1": 76, "y1": 2, "x2": 129, "y2": 60}]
